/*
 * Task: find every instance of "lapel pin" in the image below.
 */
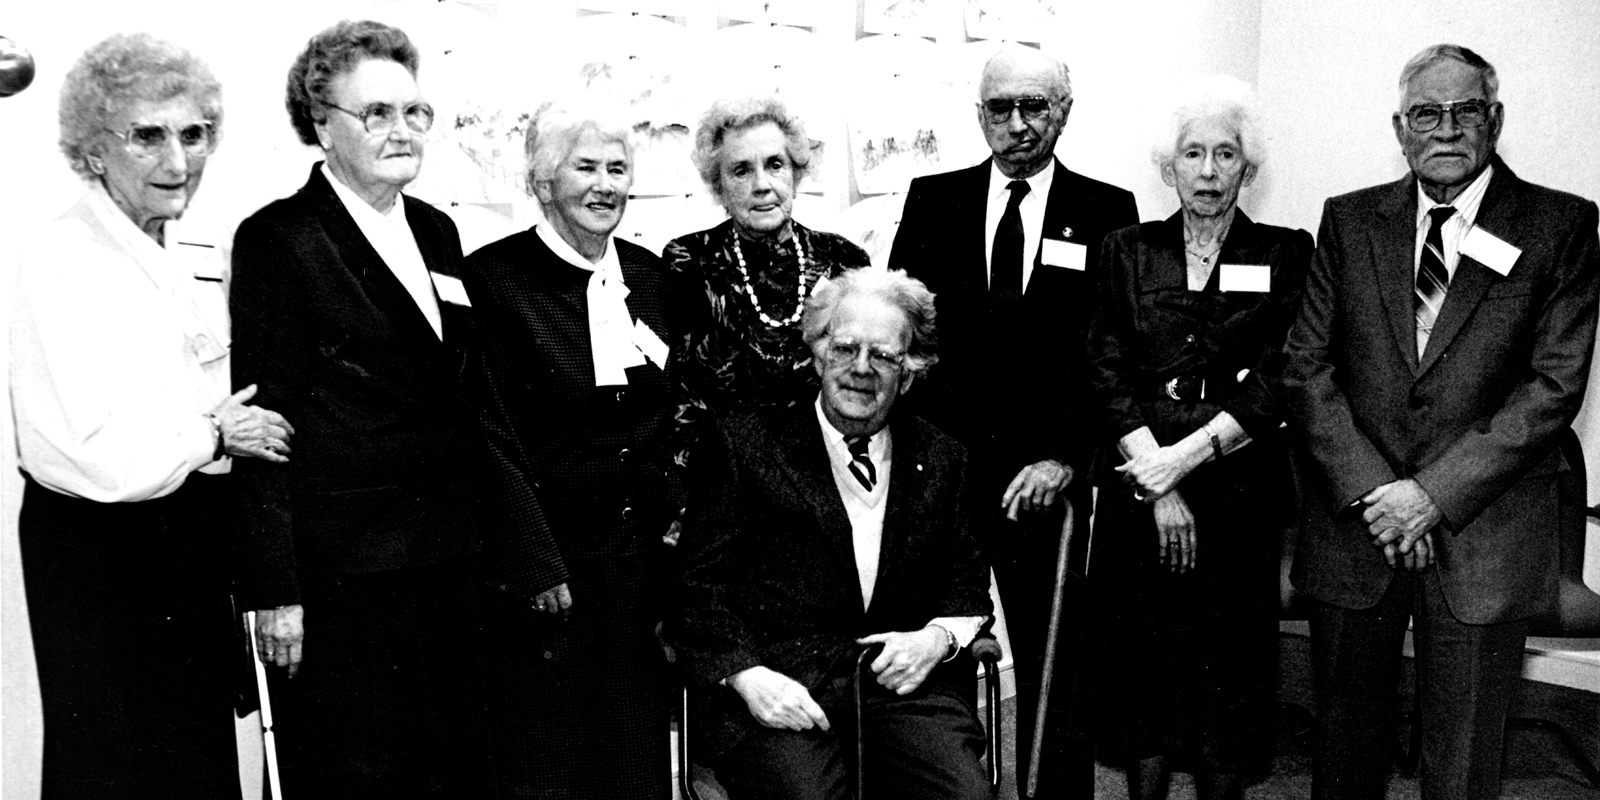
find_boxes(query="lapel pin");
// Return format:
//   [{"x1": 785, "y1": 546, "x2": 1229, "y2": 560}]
[
  {"x1": 916, "y1": 463, "x2": 923, "y2": 471},
  {"x1": 1060, "y1": 226, "x2": 1074, "y2": 239}
]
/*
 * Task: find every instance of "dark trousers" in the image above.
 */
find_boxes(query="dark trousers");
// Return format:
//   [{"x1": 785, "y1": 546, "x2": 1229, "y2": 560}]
[
  {"x1": 712, "y1": 655, "x2": 989, "y2": 800},
  {"x1": 1310, "y1": 565, "x2": 1527, "y2": 800},
  {"x1": 19, "y1": 475, "x2": 242, "y2": 800},
  {"x1": 268, "y1": 557, "x2": 491, "y2": 799},
  {"x1": 988, "y1": 480, "x2": 1095, "y2": 800}
]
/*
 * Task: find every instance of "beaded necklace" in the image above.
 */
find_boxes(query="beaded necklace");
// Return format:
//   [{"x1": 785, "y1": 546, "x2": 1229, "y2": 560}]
[{"x1": 731, "y1": 228, "x2": 810, "y2": 328}]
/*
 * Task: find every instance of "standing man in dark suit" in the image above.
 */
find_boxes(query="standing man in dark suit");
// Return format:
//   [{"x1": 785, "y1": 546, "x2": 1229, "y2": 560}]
[
  {"x1": 230, "y1": 20, "x2": 486, "y2": 796},
  {"x1": 888, "y1": 42, "x2": 1138, "y2": 798},
  {"x1": 1281, "y1": 44, "x2": 1600, "y2": 800},
  {"x1": 670, "y1": 268, "x2": 994, "y2": 800}
]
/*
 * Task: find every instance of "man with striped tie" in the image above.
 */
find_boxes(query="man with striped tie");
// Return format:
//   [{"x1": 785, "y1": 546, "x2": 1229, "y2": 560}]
[
  {"x1": 671, "y1": 267, "x2": 994, "y2": 799},
  {"x1": 1282, "y1": 44, "x2": 1600, "y2": 800}
]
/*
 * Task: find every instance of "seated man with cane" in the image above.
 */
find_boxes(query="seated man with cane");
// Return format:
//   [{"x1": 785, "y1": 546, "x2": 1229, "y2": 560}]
[{"x1": 668, "y1": 267, "x2": 994, "y2": 800}]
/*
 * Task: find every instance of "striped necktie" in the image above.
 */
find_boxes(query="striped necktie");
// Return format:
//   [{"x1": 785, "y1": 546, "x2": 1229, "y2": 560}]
[
  {"x1": 1415, "y1": 206, "x2": 1456, "y2": 356},
  {"x1": 846, "y1": 435, "x2": 876, "y2": 491}
]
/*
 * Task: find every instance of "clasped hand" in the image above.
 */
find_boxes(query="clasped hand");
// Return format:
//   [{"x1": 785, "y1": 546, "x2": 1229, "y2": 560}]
[
  {"x1": 1360, "y1": 479, "x2": 1441, "y2": 571},
  {"x1": 1117, "y1": 443, "x2": 1204, "y2": 503},
  {"x1": 253, "y1": 603, "x2": 305, "y2": 677}
]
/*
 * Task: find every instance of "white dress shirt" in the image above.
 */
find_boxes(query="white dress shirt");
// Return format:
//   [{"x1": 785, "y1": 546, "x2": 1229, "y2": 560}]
[
  {"x1": 983, "y1": 157, "x2": 1056, "y2": 293},
  {"x1": 813, "y1": 399, "x2": 984, "y2": 648},
  {"x1": 535, "y1": 224, "x2": 653, "y2": 386},
  {"x1": 321, "y1": 163, "x2": 442, "y2": 339},
  {"x1": 11, "y1": 183, "x2": 231, "y2": 502},
  {"x1": 1412, "y1": 163, "x2": 1494, "y2": 282}
]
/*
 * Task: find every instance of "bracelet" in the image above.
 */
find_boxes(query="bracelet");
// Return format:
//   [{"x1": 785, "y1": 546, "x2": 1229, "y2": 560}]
[
  {"x1": 1203, "y1": 423, "x2": 1223, "y2": 461},
  {"x1": 928, "y1": 623, "x2": 959, "y2": 663},
  {"x1": 206, "y1": 413, "x2": 225, "y2": 461}
]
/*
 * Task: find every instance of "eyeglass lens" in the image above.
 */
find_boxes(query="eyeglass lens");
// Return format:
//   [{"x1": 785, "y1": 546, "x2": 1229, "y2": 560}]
[
  {"x1": 827, "y1": 340, "x2": 902, "y2": 370},
  {"x1": 1407, "y1": 101, "x2": 1488, "y2": 132},
  {"x1": 982, "y1": 97, "x2": 1052, "y2": 123},
  {"x1": 126, "y1": 123, "x2": 215, "y2": 157},
  {"x1": 360, "y1": 102, "x2": 435, "y2": 134}
]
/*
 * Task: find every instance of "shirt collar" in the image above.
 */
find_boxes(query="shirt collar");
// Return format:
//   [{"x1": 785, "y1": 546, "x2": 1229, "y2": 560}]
[
  {"x1": 989, "y1": 157, "x2": 1056, "y2": 203},
  {"x1": 813, "y1": 395, "x2": 889, "y2": 463},
  {"x1": 536, "y1": 222, "x2": 622, "y2": 276},
  {"x1": 322, "y1": 162, "x2": 409, "y2": 229},
  {"x1": 1414, "y1": 162, "x2": 1494, "y2": 230}
]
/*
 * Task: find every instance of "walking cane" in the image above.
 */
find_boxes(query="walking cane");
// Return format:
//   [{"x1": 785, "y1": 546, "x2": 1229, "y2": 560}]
[
  {"x1": 1025, "y1": 500, "x2": 1076, "y2": 799},
  {"x1": 245, "y1": 611, "x2": 285, "y2": 800}
]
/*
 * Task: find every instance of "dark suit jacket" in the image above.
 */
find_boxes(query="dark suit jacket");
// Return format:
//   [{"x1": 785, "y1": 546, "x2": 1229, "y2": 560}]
[
  {"x1": 888, "y1": 158, "x2": 1138, "y2": 488},
  {"x1": 1088, "y1": 211, "x2": 1312, "y2": 493},
  {"x1": 463, "y1": 230, "x2": 680, "y2": 599},
  {"x1": 1282, "y1": 157, "x2": 1600, "y2": 625},
  {"x1": 669, "y1": 406, "x2": 993, "y2": 757},
  {"x1": 230, "y1": 165, "x2": 479, "y2": 608}
]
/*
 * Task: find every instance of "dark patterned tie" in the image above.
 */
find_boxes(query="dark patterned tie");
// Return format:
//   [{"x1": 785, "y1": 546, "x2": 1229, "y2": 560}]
[
  {"x1": 990, "y1": 180, "x2": 1030, "y2": 305},
  {"x1": 1415, "y1": 206, "x2": 1457, "y2": 356},
  {"x1": 846, "y1": 435, "x2": 875, "y2": 491}
]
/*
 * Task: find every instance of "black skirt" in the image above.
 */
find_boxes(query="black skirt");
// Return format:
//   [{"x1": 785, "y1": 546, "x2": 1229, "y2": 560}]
[
  {"x1": 19, "y1": 474, "x2": 243, "y2": 800},
  {"x1": 1087, "y1": 444, "x2": 1283, "y2": 773}
]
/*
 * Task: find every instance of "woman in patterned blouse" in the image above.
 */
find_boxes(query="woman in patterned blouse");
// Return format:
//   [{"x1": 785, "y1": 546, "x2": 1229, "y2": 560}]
[{"x1": 665, "y1": 96, "x2": 872, "y2": 465}]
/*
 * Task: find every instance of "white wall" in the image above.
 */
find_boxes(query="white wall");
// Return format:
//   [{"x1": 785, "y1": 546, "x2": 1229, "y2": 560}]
[{"x1": 5, "y1": 1, "x2": 1600, "y2": 797}]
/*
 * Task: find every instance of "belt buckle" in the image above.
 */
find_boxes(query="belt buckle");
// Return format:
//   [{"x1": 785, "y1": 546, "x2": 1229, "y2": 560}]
[{"x1": 1164, "y1": 376, "x2": 1206, "y2": 402}]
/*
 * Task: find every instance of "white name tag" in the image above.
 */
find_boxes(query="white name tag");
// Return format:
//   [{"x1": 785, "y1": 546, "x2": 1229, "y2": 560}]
[
  {"x1": 1219, "y1": 263, "x2": 1271, "y2": 292},
  {"x1": 431, "y1": 272, "x2": 472, "y2": 306},
  {"x1": 633, "y1": 319, "x2": 669, "y2": 367},
  {"x1": 175, "y1": 242, "x2": 226, "y2": 282},
  {"x1": 1460, "y1": 225, "x2": 1521, "y2": 277},
  {"x1": 1040, "y1": 238, "x2": 1086, "y2": 271}
]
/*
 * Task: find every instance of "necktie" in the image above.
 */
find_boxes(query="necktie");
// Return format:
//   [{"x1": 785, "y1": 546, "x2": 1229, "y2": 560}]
[
  {"x1": 1415, "y1": 206, "x2": 1456, "y2": 356},
  {"x1": 846, "y1": 435, "x2": 875, "y2": 491},
  {"x1": 991, "y1": 180, "x2": 1030, "y2": 305}
]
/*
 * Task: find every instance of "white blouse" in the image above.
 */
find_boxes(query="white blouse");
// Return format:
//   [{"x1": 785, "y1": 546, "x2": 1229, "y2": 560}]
[{"x1": 10, "y1": 183, "x2": 231, "y2": 502}]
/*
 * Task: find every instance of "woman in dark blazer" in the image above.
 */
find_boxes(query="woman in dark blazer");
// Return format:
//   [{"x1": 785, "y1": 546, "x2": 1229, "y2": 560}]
[
  {"x1": 466, "y1": 94, "x2": 680, "y2": 800},
  {"x1": 230, "y1": 20, "x2": 487, "y2": 796},
  {"x1": 1085, "y1": 77, "x2": 1312, "y2": 800}
]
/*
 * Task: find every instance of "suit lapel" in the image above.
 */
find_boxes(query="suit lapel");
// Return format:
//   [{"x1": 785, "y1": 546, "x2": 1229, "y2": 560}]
[
  {"x1": 776, "y1": 408, "x2": 861, "y2": 608},
  {"x1": 1368, "y1": 177, "x2": 1423, "y2": 374},
  {"x1": 1418, "y1": 165, "x2": 1523, "y2": 374},
  {"x1": 962, "y1": 162, "x2": 996, "y2": 311},
  {"x1": 1027, "y1": 161, "x2": 1079, "y2": 301},
  {"x1": 872, "y1": 419, "x2": 927, "y2": 614},
  {"x1": 306, "y1": 168, "x2": 444, "y2": 358},
  {"x1": 1142, "y1": 212, "x2": 1188, "y2": 292}
]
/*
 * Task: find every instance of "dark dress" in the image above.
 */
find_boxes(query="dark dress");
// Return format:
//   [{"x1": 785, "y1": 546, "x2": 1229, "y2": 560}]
[
  {"x1": 230, "y1": 166, "x2": 488, "y2": 797},
  {"x1": 1086, "y1": 211, "x2": 1312, "y2": 771},
  {"x1": 663, "y1": 219, "x2": 871, "y2": 463},
  {"x1": 465, "y1": 229, "x2": 682, "y2": 799}
]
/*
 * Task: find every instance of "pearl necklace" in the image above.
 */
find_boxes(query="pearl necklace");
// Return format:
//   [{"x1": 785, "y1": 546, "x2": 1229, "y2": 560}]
[{"x1": 732, "y1": 230, "x2": 809, "y2": 328}]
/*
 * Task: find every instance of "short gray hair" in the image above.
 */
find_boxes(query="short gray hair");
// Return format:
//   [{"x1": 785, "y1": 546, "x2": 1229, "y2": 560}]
[
  {"x1": 802, "y1": 268, "x2": 939, "y2": 376},
  {"x1": 524, "y1": 93, "x2": 635, "y2": 202},
  {"x1": 690, "y1": 95, "x2": 814, "y2": 204},
  {"x1": 978, "y1": 44, "x2": 1072, "y2": 103},
  {"x1": 59, "y1": 33, "x2": 222, "y2": 181},
  {"x1": 285, "y1": 20, "x2": 420, "y2": 148},
  {"x1": 1150, "y1": 75, "x2": 1265, "y2": 170},
  {"x1": 1398, "y1": 44, "x2": 1499, "y2": 108}
]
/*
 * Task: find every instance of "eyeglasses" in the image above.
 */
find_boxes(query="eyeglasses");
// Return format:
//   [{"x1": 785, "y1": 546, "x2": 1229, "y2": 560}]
[
  {"x1": 823, "y1": 337, "x2": 905, "y2": 372},
  {"x1": 978, "y1": 96, "x2": 1054, "y2": 125},
  {"x1": 104, "y1": 121, "x2": 217, "y2": 159},
  {"x1": 1403, "y1": 99, "x2": 1492, "y2": 133},
  {"x1": 325, "y1": 101, "x2": 435, "y2": 135}
]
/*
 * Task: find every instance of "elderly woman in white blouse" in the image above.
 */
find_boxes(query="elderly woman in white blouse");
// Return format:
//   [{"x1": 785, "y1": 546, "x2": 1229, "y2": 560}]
[{"x1": 10, "y1": 32, "x2": 289, "y2": 798}]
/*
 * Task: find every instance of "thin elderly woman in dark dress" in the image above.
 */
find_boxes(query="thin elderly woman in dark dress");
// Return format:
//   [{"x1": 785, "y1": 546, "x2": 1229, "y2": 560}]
[
  {"x1": 665, "y1": 96, "x2": 871, "y2": 464},
  {"x1": 11, "y1": 33, "x2": 290, "y2": 798},
  {"x1": 467, "y1": 92, "x2": 680, "y2": 800},
  {"x1": 231, "y1": 19, "x2": 488, "y2": 796},
  {"x1": 1085, "y1": 77, "x2": 1312, "y2": 800}
]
